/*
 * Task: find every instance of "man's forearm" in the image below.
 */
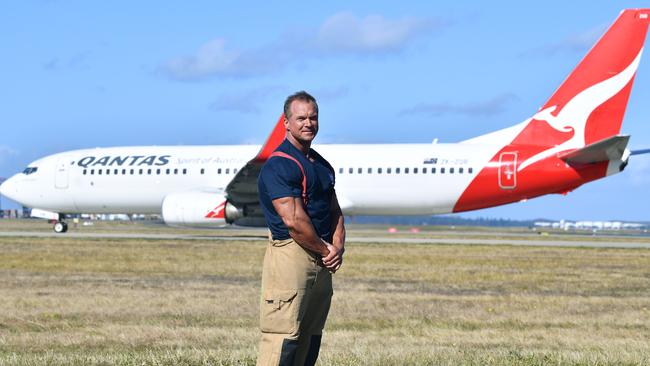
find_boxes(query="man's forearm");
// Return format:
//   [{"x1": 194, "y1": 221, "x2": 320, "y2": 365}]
[
  {"x1": 329, "y1": 193, "x2": 346, "y2": 250},
  {"x1": 288, "y1": 215, "x2": 329, "y2": 256},
  {"x1": 331, "y1": 214, "x2": 345, "y2": 249},
  {"x1": 273, "y1": 196, "x2": 329, "y2": 256}
]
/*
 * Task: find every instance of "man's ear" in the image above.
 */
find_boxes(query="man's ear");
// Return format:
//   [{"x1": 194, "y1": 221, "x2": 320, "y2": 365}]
[{"x1": 284, "y1": 116, "x2": 289, "y2": 130}]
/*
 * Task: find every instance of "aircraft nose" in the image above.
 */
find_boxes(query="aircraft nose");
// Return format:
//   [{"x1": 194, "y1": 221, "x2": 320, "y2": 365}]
[{"x1": 0, "y1": 176, "x2": 18, "y2": 202}]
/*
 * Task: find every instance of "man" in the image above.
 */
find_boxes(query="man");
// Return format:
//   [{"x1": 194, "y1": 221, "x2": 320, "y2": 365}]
[{"x1": 257, "y1": 91, "x2": 346, "y2": 366}]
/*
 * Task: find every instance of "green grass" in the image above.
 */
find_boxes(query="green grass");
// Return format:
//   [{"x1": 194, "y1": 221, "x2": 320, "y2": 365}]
[{"x1": 0, "y1": 223, "x2": 649, "y2": 365}]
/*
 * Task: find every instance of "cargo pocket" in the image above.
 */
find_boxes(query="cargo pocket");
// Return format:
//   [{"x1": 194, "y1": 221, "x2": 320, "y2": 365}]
[{"x1": 260, "y1": 290, "x2": 300, "y2": 334}]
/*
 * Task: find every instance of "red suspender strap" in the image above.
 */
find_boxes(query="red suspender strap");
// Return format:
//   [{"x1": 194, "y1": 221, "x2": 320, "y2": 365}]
[{"x1": 269, "y1": 151, "x2": 308, "y2": 206}]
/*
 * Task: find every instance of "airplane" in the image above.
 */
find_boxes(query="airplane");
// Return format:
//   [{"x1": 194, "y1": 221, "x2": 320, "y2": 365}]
[{"x1": 1, "y1": 9, "x2": 650, "y2": 233}]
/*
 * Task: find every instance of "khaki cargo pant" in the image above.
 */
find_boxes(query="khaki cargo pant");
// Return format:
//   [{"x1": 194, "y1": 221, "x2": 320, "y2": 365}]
[{"x1": 257, "y1": 237, "x2": 333, "y2": 366}]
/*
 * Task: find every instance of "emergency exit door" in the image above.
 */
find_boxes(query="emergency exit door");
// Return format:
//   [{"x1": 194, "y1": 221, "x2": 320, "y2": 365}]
[
  {"x1": 55, "y1": 159, "x2": 69, "y2": 189},
  {"x1": 498, "y1": 152, "x2": 517, "y2": 190}
]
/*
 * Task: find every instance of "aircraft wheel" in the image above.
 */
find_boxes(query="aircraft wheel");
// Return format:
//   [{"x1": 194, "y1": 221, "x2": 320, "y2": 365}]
[{"x1": 53, "y1": 222, "x2": 67, "y2": 233}]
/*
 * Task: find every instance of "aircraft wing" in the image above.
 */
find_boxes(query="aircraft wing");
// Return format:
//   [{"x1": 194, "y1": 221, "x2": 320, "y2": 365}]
[
  {"x1": 631, "y1": 148, "x2": 650, "y2": 155},
  {"x1": 558, "y1": 135, "x2": 630, "y2": 164},
  {"x1": 225, "y1": 114, "x2": 285, "y2": 207}
]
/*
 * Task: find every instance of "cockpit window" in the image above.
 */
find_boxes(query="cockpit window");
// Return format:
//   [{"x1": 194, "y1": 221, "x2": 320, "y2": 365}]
[{"x1": 22, "y1": 167, "x2": 38, "y2": 175}]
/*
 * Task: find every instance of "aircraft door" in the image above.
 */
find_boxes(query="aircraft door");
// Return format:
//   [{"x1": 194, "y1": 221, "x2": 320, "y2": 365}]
[
  {"x1": 55, "y1": 159, "x2": 69, "y2": 189},
  {"x1": 498, "y1": 152, "x2": 517, "y2": 190}
]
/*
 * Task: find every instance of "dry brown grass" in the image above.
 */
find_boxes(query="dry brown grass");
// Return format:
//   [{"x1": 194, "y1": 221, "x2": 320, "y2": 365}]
[{"x1": 0, "y1": 222, "x2": 649, "y2": 365}]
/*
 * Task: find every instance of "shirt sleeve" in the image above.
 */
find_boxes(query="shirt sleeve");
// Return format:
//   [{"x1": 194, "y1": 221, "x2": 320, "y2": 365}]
[{"x1": 259, "y1": 157, "x2": 304, "y2": 200}]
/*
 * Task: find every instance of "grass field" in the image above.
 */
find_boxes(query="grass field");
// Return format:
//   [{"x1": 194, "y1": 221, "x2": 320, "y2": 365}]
[{"x1": 1, "y1": 221, "x2": 649, "y2": 365}]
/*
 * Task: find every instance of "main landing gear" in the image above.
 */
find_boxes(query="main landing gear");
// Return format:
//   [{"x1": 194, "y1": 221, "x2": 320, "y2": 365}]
[{"x1": 52, "y1": 220, "x2": 68, "y2": 233}]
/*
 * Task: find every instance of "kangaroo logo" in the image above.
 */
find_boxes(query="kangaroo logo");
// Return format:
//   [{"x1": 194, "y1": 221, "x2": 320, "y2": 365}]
[
  {"x1": 205, "y1": 201, "x2": 226, "y2": 219},
  {"x1": 518, "y1": 49, "x2": 643, "y2": 172}
]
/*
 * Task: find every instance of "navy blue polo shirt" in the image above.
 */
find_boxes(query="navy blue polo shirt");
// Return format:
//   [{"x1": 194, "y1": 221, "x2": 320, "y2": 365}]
[{"x1": 258, "y1": 139, "x2": 336, "y2": 241}]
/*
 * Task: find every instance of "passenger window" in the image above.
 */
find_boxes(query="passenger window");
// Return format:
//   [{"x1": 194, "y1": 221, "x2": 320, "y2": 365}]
[
  {"x1": 432, "y1": 167, "x2": 436, "y2": 174},
  {"x1": 441, "y1": 168, "x2": 445, "y2": 174},
  {"x1": 147, "y1": 169, "x2": 152, "y2": 175},
  {"x1": 156, "y1": 169, "x2": 161, "y2": 175},
  {"x1": 114, "y1": 169, "x2": 118, "y2": 175},
  {"x1": 459, "y1": 167, "x2": 464, "y2": 174},
  {"x1": 183, "y1": 168, "x2": 187, "y2": 175},
  {"x1": 396, "y1": 168, "x2": 400, "y2": 174},
  {"x1": 225, "y1": 168, "x2": 230, "y2": 174},
  {"x1": 166, "y1": 169, "x2": 170, "y2": 174},
  {"x1": 413, "y1": 168, "x2": 418, "y2": 174},
  {"x1": 405, "y1": 168, "x2": 409, "y2": 174},
  {"x1": 83, "y1": 170, "x2": 87, "y2": 175},
  {"x1": 469, "y1": 167, "x2": 474, "y2": 174},
  {"x1": 422, "y1": 167, "x2": 427, "y2": 174},
  {"x1": 349, "y1": 168, "x2": 353, "y2": 174},
  {"x1": 358, "y1": 168, "x2": 362, "y2": 174},
  {"x1": 450, "y1": 167, "x2": 454, "y2": 174},
  {"x1": 378, "y1": 168, "x2": 382, "y2": 174},
  {"x1": 122, "y1": 169, "x2": 126, "y2": 175},
  {"x1": 234, "y1": 168, "x2": 238, "y2": 174},
  {"x1": 174, "y1": 169, "x2": 178, "y2": 174},
  {"x1": 106, "y1": 169, "x2": 110, "y2": 175},
  {"x1": 130, "y1": 169, "x2": 134, "y2": 175},
  {"x1": 98, "y1": 169, "x2": 103, "y2": 175},
  {"x1": 387, "y1": 168, "x2": 392, "y2": 174},
  {"x1": 139, "y1": 169, "x2": 143, "y2": 175},
  {"x1": 339, "y1": 167, "x2": 343, "y2": 174},
  {"x1": 218, "y1": 168, "x2": 222, "y2": 174},
  {"x1": 367, "y1": 168, "x2": 372, "y2": 174},
  {"x1": 200, "y1": 168, "x2": 205, "y2": 174}
]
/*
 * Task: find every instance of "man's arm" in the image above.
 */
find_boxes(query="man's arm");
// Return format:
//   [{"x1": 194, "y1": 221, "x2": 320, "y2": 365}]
[
  {"x1": 271, "y1": 196, "x2": 330, "y2": 257},
  {"x1": 323, "y1": 192, "x2": 345, "y2": 271}
]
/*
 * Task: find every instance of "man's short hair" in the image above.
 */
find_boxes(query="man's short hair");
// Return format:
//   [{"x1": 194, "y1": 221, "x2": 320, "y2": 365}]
[{"x1": 284, "y1": 91, "x2": 318, "y2": 118}]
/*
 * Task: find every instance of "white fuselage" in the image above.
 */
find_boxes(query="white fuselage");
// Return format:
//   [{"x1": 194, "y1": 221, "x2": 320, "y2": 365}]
[{"x1": 0, "y1": 142, "x2": 500, "y2": 216}]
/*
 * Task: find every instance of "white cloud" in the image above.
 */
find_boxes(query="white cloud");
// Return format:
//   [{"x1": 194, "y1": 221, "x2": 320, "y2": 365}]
[
  {"x1": 520, "y1": 24, "x2": 607, "y2": 57},
  {"x1": 316, "y1": 12, "x2": 434, "y2": 54},
  {"x1": 401, "y1": 93, "x2": 517, "y2": 117},
  {"x1": 161, "y1": 12, "x2": 444, "y2": 81},
  {"x1": 211, "y1": 85, "x2": 285, "y2": 114},
  {"x1": 43, "y1": 50, "x2": 93, "y2": 71},
  {"x1": 162, "y1": 39, "x2": 242, "y2": 81}
]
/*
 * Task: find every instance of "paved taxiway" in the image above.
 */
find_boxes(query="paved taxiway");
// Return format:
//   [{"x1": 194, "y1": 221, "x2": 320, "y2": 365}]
[{"x1": 1, "y1": 231, "x2": 649, "y2": 249}]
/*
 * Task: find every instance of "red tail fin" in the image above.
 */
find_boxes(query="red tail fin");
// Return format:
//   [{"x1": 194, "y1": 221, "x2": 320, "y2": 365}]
[
  {"x1": 253, "y1": 114, "x2": 286, "y2": 163},
  {"x1": 455, "y1": 10, "x2": 650, "y2": 213},
  {"x1": 515, "y1": 9, "x2": 649, "y2": 149}
]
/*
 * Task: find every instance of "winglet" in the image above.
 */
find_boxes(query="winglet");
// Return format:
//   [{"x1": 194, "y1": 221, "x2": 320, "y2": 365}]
[{"x1": 253, "y1": 114, "x2": 286, "y2": 163}]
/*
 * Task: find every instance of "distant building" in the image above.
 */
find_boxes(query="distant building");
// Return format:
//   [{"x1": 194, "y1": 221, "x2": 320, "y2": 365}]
[{"x1": 534, "y1": 220, "x2": 648, "y2": 231}]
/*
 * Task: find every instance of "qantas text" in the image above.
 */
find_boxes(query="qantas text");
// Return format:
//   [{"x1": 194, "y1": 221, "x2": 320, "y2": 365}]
[{"x1": 76, "y1": 155, "x2": 171, "y2": 168}]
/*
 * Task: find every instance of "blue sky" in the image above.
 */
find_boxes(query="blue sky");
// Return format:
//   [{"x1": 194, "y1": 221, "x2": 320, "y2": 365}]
[{"x1": 1, "y1": 1, "x2": 649, "y2": 221}]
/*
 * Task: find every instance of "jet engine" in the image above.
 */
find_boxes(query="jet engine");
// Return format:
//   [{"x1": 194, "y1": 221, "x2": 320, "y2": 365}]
[
  {"x1": 161, "y1": 191, "x2": 242, "y2": 227},
  {"x1": 161, "y1": 191, "x2": 265, "y2": 227}
]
